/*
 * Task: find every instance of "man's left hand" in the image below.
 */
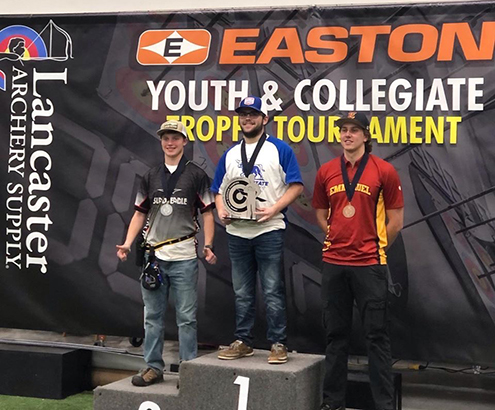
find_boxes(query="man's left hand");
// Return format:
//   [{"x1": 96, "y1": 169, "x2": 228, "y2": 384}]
[{"x1": 255, "y1": 206, "x2": 279, "y2": 223}]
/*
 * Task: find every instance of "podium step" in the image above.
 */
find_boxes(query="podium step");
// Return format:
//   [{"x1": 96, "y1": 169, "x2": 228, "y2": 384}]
[
  {"x1": 0, "y1": 343, "x2": 91, "y2": 399},
  {"x1": 94, "y1": 350, "x2": 324, "y2": 410},
  {"x1": 182, "y1": 349, "x2": 324, "y2": 410},
  {"x1": 94, "y1": 373, "x2": 180, "y2": 410}
]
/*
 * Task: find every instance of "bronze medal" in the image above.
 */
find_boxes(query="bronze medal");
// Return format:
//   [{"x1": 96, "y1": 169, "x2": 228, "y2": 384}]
[
  {"x1": 343, "y1": 203, "x2": 356, "y2": 218},
  {"x1": 340, "y1": 153, "x2": 369, "y2": 219}
]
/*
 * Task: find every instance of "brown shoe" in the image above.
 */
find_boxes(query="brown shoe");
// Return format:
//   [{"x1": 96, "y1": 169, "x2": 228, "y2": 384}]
[
  {"x1": 218, "y1": 340, "x2": 254, "y2": 360},
  {"x1": 131, "y1": 367, "x2": 163, "y2": 386},
  {"x1": 268, "y1": 342, "x2": 288, "y2": 364}
]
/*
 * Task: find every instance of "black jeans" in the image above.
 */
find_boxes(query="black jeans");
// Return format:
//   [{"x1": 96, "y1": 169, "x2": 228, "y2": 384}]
[{"x1": 321, "y1": 263, "x2": 394, "y2": 410}]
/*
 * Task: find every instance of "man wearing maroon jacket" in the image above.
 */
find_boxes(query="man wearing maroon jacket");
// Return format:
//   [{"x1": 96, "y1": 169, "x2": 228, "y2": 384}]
[{"x1": 312, "y1": 112, "x2": 404, "y2": 410}]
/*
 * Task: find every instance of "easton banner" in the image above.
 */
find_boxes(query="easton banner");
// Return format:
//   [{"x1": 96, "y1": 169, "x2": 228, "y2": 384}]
[{"x1": 1, "y1": 3, "x2": 495, "y2": 365}]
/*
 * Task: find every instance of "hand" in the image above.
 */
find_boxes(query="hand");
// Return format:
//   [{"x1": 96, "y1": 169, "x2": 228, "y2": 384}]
[
  {"x1": 218, "y1": 209, "x2": 233, "y2": 226},
  {"x1": 203, "y1": 247, "x2": 217, "y2": 264},
  {"x1": 116, "y1": 244, "x2": 131, "y2": 261},
  {"x1": 255, "y1": 206, "x2": 279, "y2": 223}
]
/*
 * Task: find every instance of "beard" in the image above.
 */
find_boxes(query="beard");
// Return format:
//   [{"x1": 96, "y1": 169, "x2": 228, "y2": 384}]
[{"x1": 241, "y1": 122, "x2": 264, "y2": 139}]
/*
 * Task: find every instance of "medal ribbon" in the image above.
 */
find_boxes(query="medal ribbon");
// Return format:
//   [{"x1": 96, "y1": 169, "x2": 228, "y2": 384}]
[
  {"x1": 241, "y1": 134, "x2": 267, "y2": 177},
  {"x1": 340, "y1": 152, "x2": 369, "y2": 203},
  {"x1": 161, "y1": 155, "x2": 188, "y2": 200}
]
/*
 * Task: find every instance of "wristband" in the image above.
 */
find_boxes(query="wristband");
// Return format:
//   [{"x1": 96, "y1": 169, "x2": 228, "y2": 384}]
[{"x1": 204, "y1": 244, "x2": 215, "y2": 253}]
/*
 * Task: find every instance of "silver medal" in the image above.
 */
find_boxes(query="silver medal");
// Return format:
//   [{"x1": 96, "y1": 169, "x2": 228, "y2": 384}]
[{"x1": 160, "y1": 203, "x2": 173, "y2": 217}]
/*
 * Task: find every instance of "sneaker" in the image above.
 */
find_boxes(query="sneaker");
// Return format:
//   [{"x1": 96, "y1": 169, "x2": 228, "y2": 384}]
[
  {"x1": 218, "y1": 340, "x2": 254, "y2": 360},
  {"x1": 268, "y1": 342, "x2": 288, "y2": 364},
  {"x1": 131, "y1": 367, "x2": 163, "y2": 386}
]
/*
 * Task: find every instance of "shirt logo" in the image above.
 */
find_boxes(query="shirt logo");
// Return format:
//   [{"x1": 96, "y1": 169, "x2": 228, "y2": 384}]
[
  {"x1": 329, "y1": 183, "x2": 371, "y2": 196},
  {"x1": 237, "y1": 161, "x2": 268, "y2": 187},
  {"x1": 136, "y1": 29, "x2": 211, "y2": 66}
]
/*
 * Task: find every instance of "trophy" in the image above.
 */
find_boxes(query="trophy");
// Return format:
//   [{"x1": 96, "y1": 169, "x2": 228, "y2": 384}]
[{"x1": 223, "y1": 174, "x2": 260, "y2": 220}]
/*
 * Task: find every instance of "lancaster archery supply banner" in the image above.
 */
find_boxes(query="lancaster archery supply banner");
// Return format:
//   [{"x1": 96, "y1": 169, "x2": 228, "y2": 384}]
[{"x1": 1, "y1": 3, "x2": 495, "y2": 366}]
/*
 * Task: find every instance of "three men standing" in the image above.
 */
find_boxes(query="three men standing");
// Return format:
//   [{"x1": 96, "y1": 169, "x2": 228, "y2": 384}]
[
  {"x1": 212, "y1": 96, "x2": 303, "y2": 364},
  {"x1": 116, "y1": 105, "x2": 404, "y2": 406},
  {"x1": 312, "y1": 112, "x2": 404, "y2": 410}
]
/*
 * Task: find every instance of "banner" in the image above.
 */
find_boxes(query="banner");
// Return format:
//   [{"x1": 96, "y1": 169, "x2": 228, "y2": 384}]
[{"x1": 1, "y1": 3, "x2": 495, "y2": 365}]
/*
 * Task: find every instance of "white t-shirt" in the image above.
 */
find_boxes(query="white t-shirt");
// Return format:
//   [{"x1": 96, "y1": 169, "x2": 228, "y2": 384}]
[{"x1": 212, "y1": 135, "x2": 303, "y2": 239}]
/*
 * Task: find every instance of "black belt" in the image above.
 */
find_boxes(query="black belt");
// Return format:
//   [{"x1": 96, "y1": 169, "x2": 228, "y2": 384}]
[{"x1": 149, "y1": 232, "x2": 197, "y2": 251}]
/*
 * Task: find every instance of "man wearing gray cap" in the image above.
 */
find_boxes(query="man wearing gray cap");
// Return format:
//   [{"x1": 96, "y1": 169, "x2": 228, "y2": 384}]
[{"x1": 117, "y1": 120, "x2": 217, "y2": 386}]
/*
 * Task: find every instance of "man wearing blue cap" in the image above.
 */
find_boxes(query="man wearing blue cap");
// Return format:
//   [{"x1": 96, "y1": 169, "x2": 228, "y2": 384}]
[{"x1": 212, "y1": 96, "x2": 303, "y2": 363}]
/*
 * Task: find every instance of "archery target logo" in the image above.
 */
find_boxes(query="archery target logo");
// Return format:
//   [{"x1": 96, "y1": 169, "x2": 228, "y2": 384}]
[
  {"x1": 0, "y1": 21, "x2": 72, "y2": 63},
  {"x1": 0, "y1": 21, "x2": 73, "y2": 92},
  {"x1": 0, "y1": 25, "x2": 47, "y2": 61},
  {"x1": 224, "y1": 178, "x2": 251, "y2": 213}
]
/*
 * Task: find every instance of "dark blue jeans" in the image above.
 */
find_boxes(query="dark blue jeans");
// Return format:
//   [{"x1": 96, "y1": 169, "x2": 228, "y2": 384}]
[
  {"x1": 321, "y1": 263, "x2": 394, "y2": 410},
  {"x1": 227, "y1": 229, "x2": 287, "y2": 346}
]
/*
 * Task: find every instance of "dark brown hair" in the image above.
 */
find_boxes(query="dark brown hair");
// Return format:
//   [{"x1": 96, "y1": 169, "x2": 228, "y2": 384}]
[{"x1": 364, "y1": 129, "x2": 372, "y2": 153}]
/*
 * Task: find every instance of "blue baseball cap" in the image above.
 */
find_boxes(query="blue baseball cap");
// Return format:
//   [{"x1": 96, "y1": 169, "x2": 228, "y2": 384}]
[{"x1": 235, "y1": 96, "x2": 267, "y2": 116}]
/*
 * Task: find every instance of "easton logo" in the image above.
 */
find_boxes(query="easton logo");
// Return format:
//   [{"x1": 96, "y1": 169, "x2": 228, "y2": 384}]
[{"x1": 136, "y1": 29, "x2": 211, "y2": 65}]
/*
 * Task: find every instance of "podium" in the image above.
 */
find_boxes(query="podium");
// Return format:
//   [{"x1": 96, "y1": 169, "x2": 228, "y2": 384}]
[{"x1": 94, "y1": 350, "x2": 324, "y2": 410}]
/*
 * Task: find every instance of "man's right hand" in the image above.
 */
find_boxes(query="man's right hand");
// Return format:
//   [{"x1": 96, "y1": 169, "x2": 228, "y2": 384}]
[
  {"x1": 218, "y1": 209, "x2": 233, "y2": 225},
  {"x1": 215, "y1": 194, "x2": 233, "y2": 226},
  {"x1": 116, "y1": 245, "x2": 131, "y2": 261}
]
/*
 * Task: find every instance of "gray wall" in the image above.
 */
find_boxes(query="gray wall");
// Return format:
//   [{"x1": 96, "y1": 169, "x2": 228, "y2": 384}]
[{"x1": 2, "y1": 0, "x2": 478, "y2": 15}]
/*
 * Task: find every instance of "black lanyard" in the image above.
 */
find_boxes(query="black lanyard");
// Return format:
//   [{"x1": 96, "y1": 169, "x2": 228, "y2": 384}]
[
  {"x1": 241, "y1": 134, "x2": 266, "y2": 177},
  {"x1": 161, "y1": 155, "x2": 188, "y2": 200},
  {"x1": 340, "y1": 152, "x2": 369, "y2": 203}
]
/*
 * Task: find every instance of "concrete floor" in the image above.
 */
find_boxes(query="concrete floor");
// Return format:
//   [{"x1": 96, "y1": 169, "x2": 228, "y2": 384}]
[{"x1": 1, "y1": 328, "x2": 494, "y2": 409}]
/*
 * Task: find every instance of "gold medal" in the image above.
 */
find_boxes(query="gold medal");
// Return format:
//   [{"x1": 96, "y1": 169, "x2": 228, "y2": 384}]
[{"x1": 343, "y1": 203, "x2": 355, "y2": 218}]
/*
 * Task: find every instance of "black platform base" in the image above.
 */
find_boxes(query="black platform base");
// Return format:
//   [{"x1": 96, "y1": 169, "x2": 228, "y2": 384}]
[
  {"x1": 347, "y1": 371, "x2": 402, "y2": 410},
  {"x1": 0, "y1": 343, "x2": 92, "y2": 399}
]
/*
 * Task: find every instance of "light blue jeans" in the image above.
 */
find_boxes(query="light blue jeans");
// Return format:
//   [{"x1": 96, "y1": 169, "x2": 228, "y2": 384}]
[
  {"x1": 141, "y1": 257, "x2": 198, "y2": 372},
  {"x1": 227, "y1": 229, "x2": 287, "y2": 346}
]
